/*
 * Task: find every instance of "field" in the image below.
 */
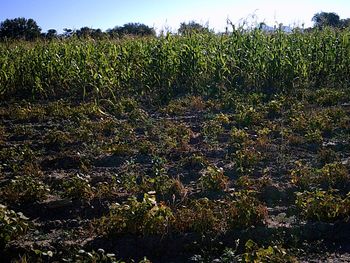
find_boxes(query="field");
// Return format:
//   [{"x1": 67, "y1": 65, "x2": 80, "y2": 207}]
[{"x1": 0, "y1": 28, "x2": 350, "y2": 262}]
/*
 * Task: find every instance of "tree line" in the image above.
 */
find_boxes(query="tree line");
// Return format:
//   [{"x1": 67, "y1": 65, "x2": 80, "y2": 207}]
[{"x1": 0, "y1": 12, "x2": 349, "y2": 41}]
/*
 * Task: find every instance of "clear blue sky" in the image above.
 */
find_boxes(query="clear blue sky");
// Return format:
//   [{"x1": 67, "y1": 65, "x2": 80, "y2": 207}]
[{"x1": 1, "y1": 0, "x2": 349, "y2": 33}]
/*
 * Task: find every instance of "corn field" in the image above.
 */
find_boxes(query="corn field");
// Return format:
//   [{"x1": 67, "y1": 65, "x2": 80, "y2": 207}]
[
  {"x1": 1, "y1": 28, "x2": 350, "y2": 102},
  {"x1": 1, "y1": 26, "x2": 350, "y2": 262}
]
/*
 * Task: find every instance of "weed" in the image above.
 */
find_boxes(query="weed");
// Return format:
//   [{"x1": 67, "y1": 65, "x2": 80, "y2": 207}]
[
  {"x1": 61, "y1": 173, "x2": 94, "y2": 201},
  {"x1": 313, "y1": 88, "x2": 346, "y2": 106},
  {"x1": 0, "y1": 204, "x2": 29, "y2": 248},
  {"x1": 97, "y1": 194, "x2": 173, "y2": 236},
  {"x1": 105, "y1": 143, "x2": 133, "y2": 156},
  {"x1": 198, "y1": 166, "x2": 229, "y2": 192},
  {"x1": 290, "y1": 161, "x2": 315, "y2": 189},
  {"x1": 266, "y1": 99, "x2": 284, "y2": 118},
  {"x1": 202, "y1": 118, "x2": 224, "y2": 144},
  {"x1": 0, "y1": 176, "x2": 49, "y2": 204},
  {"x1": 44, "y1": 130, "x2": 73, "y2": 150},
  {"x1": 227, "y1": 191, "x2": 268, "y2": 228},
  {"x1": 296, "y1": 190, "x2": 350, "y2": 222},
  {"x1": 319, "y1": 162, "x2": 349, "y2": 188},
  {"x1": 137, "y1": 139, "x2": 156, "y2": 155},
  {"x1": 230, "y1": 127, "x2": 249, "y2": 151},
  {"x1": 174, "y1": 191, "x2": 267, "y2": 234},
  {"x1": 181, "y1": 154, "x2": 208, "y2": 170},
  {"x1": 235, "y1": 105, "x2": 261, "y2": 128},
  {"x1": 317, "y1": 148, "x2": 338, "y2": 165},
  {"x1": 233, "y1": 147, "x2": 261, "y2": 175},
  {"x1": 291, "y1": 161, "x2": 349, "y2": 189},
  {"x1": 243, "y1": 239, "x2": 297, "y2": 263},
  {"x1": 74, "y1": 249, "x2": 118, "y2": 263}
]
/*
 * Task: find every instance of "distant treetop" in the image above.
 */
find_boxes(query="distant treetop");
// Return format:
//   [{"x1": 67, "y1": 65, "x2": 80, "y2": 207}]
[
  {"x1": 178, "y1": 21, "x2": 211, "y2": 35},
  {"x1": 312, "y1": 12, "x2": 340, "y2": 28},
  {"x1": 107, "y1": 23, "x2": 156, "y2": 38},
  {"x1": 0, "y1": 17, "x2": 41, "y2": 40},
  {"x1": 1, "y1": 12, "x2": 350, "y2": 41}
]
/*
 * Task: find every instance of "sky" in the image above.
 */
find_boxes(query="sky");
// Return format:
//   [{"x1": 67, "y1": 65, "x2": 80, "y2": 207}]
[{"x1": 1, "y1": 0, "x2": 350, "y2": 33}]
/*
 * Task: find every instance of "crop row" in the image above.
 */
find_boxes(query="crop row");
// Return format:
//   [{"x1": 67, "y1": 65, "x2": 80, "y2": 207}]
[{"x1": 1, "y1": 28, "x2": 350, "y2": 103}]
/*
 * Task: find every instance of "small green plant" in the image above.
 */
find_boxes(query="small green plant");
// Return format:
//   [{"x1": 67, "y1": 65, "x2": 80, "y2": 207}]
[
  {"x1": 62, "y1": 174, "x2": 95, "y2": 201},
  {"x1": 151, "y1": 155, "x2": 167, "y2": 177},
  {"x1": 129, "y1": 108, "x2": 150, "y2": 124},
  {"x1": 0, "y1": 204, "x2": 29, "y2": 248},
  {"x1": 74, "y1": 249, "x2": 118, "y2": 263},
  {"x1": 155, "y1": 120, "x2": 192, "y2": 151},
  {"x1": 143, "y1": 174, "x2": 175, "y2": 196},
  {"x1": 44, "y1": 130, "x2": 73, "y2": 150},
  {"x1": 164, "y1": 122, "x2": 192, "y2": 150},
  {"x1": 95, "y1": 181, "x2": 119, "y2": 199},
  {"x1": 0, "y1": 176, "x2": 49, "y2": 204},
  {"x1": 235, "y1": 105, "x2": 261, "y2": 127},
  {"x1": 202, "y1": 118, "x2": 224, "y2": 144},
  {"x1": 236, "y1": 175, "x2": 271, "y2": 191},
  {"x1": 227, "y1": 191, "x2": 268, "y2": 229},
  {"x1": 102, "y1": 97, "x2": 138, "y2": 118},
  {"x1": 174, "y1": 198, "x2": 223, "y2": 234},
  {"x1": 163, "y1": 96, "x2": 206, "y2": 115},
  {"x1": 256, "y1": 127, "x2": 271, "y2": 149},
  {"x1": 319, "y1": 162, "x2": 349, "y2": 188},
  {"x1": 215, "y1": 113, "x2": 231, "y2": 125},
  {"x1": 181, "y1": 154, "x2": 208, "y2": 170},
  {"x1": 137, "y1": 139, "x2": 156, "y2": 155},
  {"x1": 266, "y1": 99, "x2": 283, "y2": 118},
  {"x1": 309, "y1": 111, "x2": 333, "y2": 135},
  {"x1": 304, "y1": 128, "x2": 323, "y2": 147},
  {"x1": 0, "y1": 125, "x2": 6, "y2": 143},
  {"x1": 289, "y1": 112, "x2": 308, "y2": 133},
  {"x1": 105, "y1": 143, "x2": 133, "y2": 156},
  {"x1": 230, "y1": 127, "x2": 249, "y2": 151},
  {"x1": 314, "y1": 88, "x2": 345, "y2": 106},
  {"x1": 243, "y1": 239, "x2": 297, "y2": 263},
  {"x1": 290, "y1": 161, "x2": 315, "y2": 189},
  {"x1": 0, "y1": 145, "x2": 36, "y2": 173},
  {"x1": 12, "y1": 125, "x2": 35, "y2": 139},
  {"x1": 10, "y1": 105, "x2": 46, "y2": 122},
  {"x1": 97, "y1": 194, "x2": 173, "y2": 236},
  {"x1": 291, "y1": 161, "x2": 349, "y2": 189},
  {"x1": 198, "y1": 166, "x2": 228, "y2": 192},
  {"x1": 174, "y1": 192, "x2": 267, "y2": 234},
  {"x1": 317, "y1": 148, "x2": 338, "y2": 165},
  {"x1": 296, "y1": 190, "x2": 350, "y2": 222},
  {"x1": 233, "y1": 147, "x2": 261, "y2": 175}
]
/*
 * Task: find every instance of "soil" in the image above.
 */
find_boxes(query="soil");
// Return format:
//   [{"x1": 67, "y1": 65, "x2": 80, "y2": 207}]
[{"x1": 0, "y1": 97, "x2": 349, "y2": 262}]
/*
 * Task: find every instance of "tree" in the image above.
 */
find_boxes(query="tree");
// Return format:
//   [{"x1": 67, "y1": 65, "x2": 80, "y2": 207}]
[
  {"x1": 340, "y1": 18, "x2": 350, "y2": 28},
  {"x1": 178, "y1": 21, "x2": 210, "y2": 35},
  {"x1": 63, "y1": 28, "x2": 74, "y2": 38},
  {"x1": 312, "y1": 12, "x2": 340, "y2": 28},
  {"x1": 0, "y1": 17, "x2": 41, "y2": 40},
  {"x1": 76, "y1": 27, "x2": 105, "y2": 39},
  {"x1": 108, "y1": 23, "x2": 156, "y2": 38},
  {"x1": 45, "y1": 29, "x2": 57, "y2": 39}
]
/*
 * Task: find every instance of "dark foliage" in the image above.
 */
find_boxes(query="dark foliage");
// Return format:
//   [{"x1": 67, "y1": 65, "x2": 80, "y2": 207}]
[{"x1": 0, "y1": 17, "x2": 41, "y2": 40}]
